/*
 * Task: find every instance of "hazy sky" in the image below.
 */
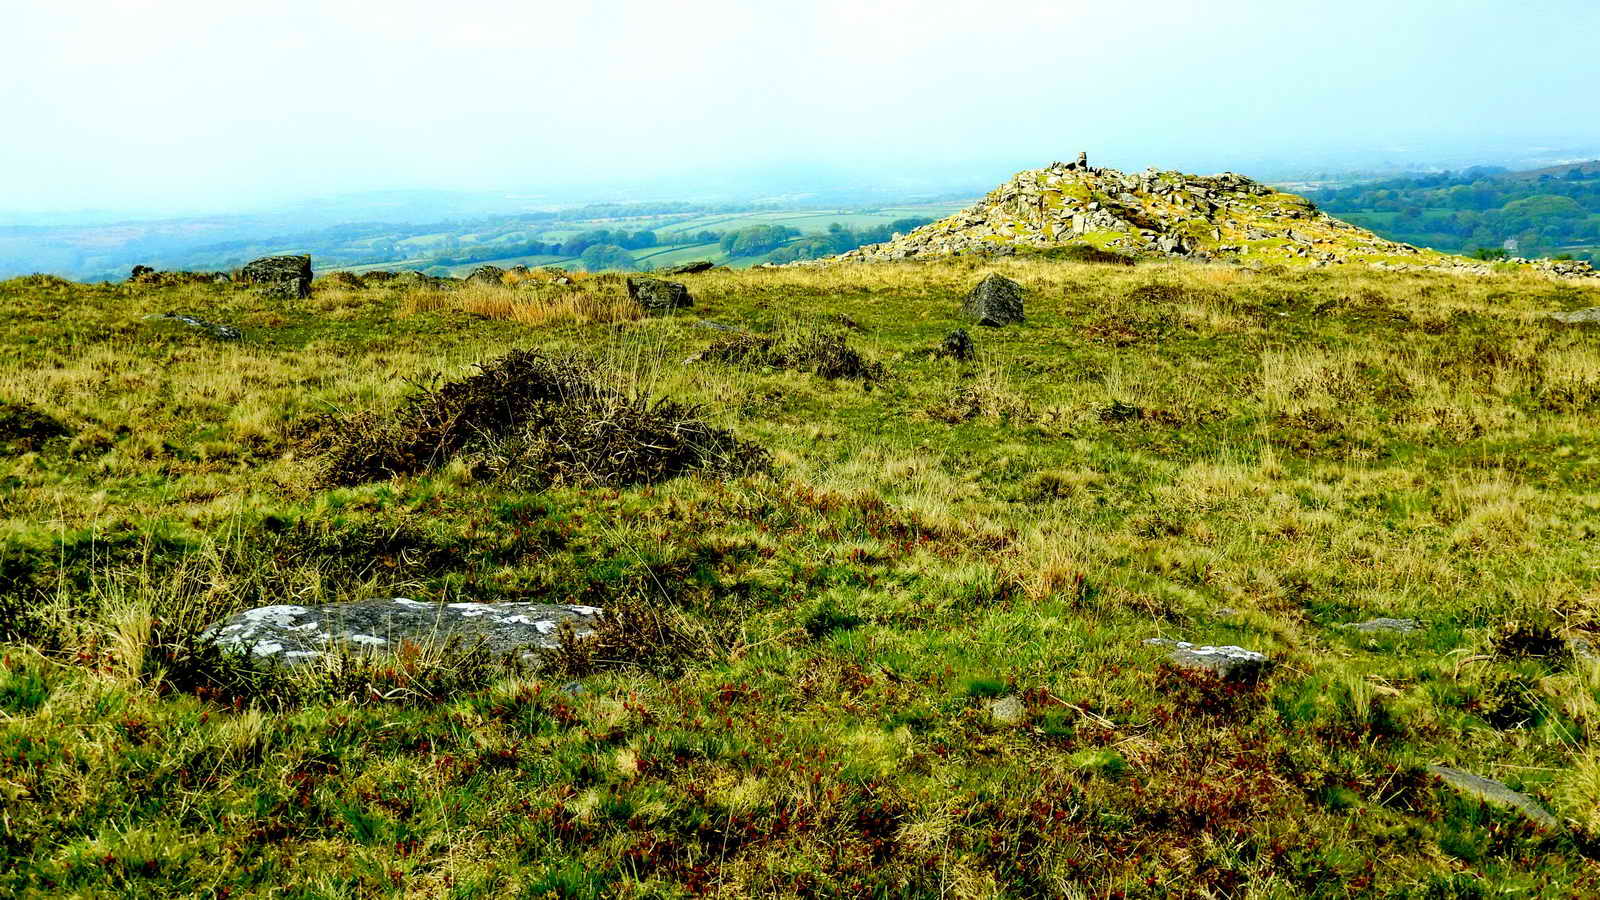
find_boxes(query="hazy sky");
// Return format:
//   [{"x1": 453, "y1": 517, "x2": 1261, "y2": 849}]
[{"x1": 5, "y1": 0, "x2": 1598, "y2": 213}]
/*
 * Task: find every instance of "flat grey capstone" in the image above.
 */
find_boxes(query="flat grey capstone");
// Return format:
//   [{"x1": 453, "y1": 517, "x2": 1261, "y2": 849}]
[
  {"x1": 1549, "y1": 308, "x2": 1600, "y2": 324},
  {"x1": 202, "y1": 598, "x2": 603, "y2": 666},
  {"x1": 1341, "y1": 618, "x2": 1420, "y2": 634},
  {"x1": 1146, "y1": 638, "x2": 1270, "y2": 680},
  {"x1": 962, "y1": 273, "x2": 1025, "y2": 326},
  {"x1": 1428, "y1": 766, "x2": 1557, "y2": 828}
]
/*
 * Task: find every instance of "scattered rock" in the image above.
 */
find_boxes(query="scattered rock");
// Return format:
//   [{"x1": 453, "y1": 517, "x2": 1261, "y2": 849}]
[
  {"x1": 1146, "y1": 638, "x2": 1270, "y2": 681},
  {"x1": 962, "y1": 274, "x2": 1025, "y2": 326},
  {"x1": 659, "y1": 260, "x2": 715, "y2": 275},
  {"x1": 1549, "y1": 308, "x2": 1600, "y2": 324},
  {"x1": 938, "y1": 328, "x2": 976, "y2": 361},
  {"x1": 465, "y1": 265, "x2": 507, "y2": 287},
  {"x1": 1427, "y1": 766, "x2": 1557, "y2": 829},
  {"x1": 1340, "y1": 618, "x2": 1420, "y2": 634},
  {"x1": 626, "y1": 277, "x2": 693, "y2": 312},
  {"x1": 239, "y1": 255, "x2": 312, "y2": 299},
  {"x1": 986, "y1": 695, "x2": 1025, "y2": 725},
  {"x1": 201, "y1": 598, "x2": 604, "y2": 666},
  {"x1": 359, "y1": 270, "x2": 397, "y2": 285},
  {"x1": 144, "y1": 312, "x2": 242, "y2": 341}
]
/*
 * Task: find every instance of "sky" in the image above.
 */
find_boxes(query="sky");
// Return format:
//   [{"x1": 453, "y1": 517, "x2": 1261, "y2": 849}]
[{"x1": 4, "y1": 0, "x2": 1599, "y2": 215}]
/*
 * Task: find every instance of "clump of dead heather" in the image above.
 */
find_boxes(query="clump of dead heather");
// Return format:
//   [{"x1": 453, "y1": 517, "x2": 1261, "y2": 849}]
[{"x1": 315, "y1": 349, "x2": 768, "y2": 487}]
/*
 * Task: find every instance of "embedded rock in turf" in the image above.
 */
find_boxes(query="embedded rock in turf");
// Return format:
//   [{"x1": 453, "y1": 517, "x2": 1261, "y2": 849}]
[
  {"x1": 1341, "y1": 617, "x2": 1420, "y2": 634},
  {"x1": 1146, "y1": 639, "x2": 1270, "y2": 681},
  {"x1": 963, "y1": 274, "x2": 1025, "y2": 326},
  {"x1": 202, "y1": 598, "x2": 603, "y2": 665},
  {"x1": 626, "y1": 277, "x2": 693, "y2": 312},
  {"x1": 1549, "y1": 307, "x2": 1600, "y2": 324},
  {"x1": 240, "y1": 254, "x2": 313, "y2": 299},
  {"x1": 144, "y1": 313, "x2": 242, "y2": 341},
  {"x1": 1428, "y1": 766, "x2": 1557, "y2": 828}
]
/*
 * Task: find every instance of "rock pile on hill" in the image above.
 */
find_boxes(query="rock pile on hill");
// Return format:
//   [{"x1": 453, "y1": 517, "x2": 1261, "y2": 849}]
[{"x1": 830, "y1": 154, "x2": 1600, "y2": 280}]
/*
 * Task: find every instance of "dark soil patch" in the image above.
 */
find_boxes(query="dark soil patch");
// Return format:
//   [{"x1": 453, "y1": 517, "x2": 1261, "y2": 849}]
[{"x1": 0, "y1": 400, "x2": 70, "y2": 453}]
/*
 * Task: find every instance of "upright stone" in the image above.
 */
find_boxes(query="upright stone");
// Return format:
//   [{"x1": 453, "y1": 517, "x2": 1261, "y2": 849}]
[
  {"x1": 240, "y1": 255, "x2": 312, "y2": 299},
  {"x1": 962, "y1": 274, "x2": 1025, "y2": 327},
  {"x1": 626, "y1": 277, "x2": 693, "y2": 313}
]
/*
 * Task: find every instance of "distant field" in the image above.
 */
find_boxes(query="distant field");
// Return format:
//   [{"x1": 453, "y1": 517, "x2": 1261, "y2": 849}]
[{"x1": 330, "y1": 201, "x2": 972, "y2": 275}]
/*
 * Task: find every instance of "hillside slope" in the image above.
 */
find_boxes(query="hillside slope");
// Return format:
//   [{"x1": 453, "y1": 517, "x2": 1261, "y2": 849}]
[
  {"x1": 838, "y1": 155, "x2": 1599, "y2": 279},
  {"x1": 5, "y1": 260, "x2": 1600, "y2": 894}
]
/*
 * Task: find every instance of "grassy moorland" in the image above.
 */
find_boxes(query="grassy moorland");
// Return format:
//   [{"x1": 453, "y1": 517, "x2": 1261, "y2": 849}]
[{"x1": 4, "y1": 257, "x2": 1600, "y2": 897}]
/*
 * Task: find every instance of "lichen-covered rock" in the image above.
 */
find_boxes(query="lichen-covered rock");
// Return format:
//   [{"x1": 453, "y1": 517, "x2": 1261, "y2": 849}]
[
  {"x1": 465, "y1": 265, "x2": 506, "y2": 287},
  {"x1": 1146, "y1": 638, "x2": 1270, "y2": 681},
  {"x1": 963, "y1": 274, "x2": 1025, "y2": 326},
  {"x1": 201, "y1": 598, "x2": 602, "y2": 666},
  {"x1": 239, "y1": 255, "x2": 312, "y2": 299},
  {"x1": 626, "y1": 277, "x2": 693, "y2": 312},
  {"x1": 1428, "y1": 766, "x2": 1557, "y2": 828}
]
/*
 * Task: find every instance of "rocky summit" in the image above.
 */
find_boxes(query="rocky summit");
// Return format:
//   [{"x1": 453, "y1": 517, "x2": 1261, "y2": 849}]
[{"x1": 833, "y1": 154, "x2": 1600, "y2": 280}]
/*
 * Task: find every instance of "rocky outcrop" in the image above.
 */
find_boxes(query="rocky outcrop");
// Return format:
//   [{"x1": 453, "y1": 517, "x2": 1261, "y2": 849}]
[
  {"x1": 626, "y1": 277, "x2": 693, "y2": 312},
  {"x1": 240, "y1": 255, "x2": 312, "y2": 299},
  {"x1": 821, "y1": 157, "x2": 1600, "y2": 281},
  {"x1": 201, "y1": 598, "x2": 603, "y2": 666},
  {"x1": 962, "y1": 274, "x2": 1025, "y2": 326}
]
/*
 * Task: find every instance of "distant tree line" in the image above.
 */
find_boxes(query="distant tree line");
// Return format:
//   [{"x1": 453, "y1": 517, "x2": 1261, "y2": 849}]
[
  {"x1": 1310, "y1": 166, "x2": 1600, "y2": 262},
  {"x1": 764, "y1": 219, "x2": 934, "y2": 263}
]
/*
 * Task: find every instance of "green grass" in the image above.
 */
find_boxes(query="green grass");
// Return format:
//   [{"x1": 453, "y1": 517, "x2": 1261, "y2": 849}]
[{"x1": 4, "y1": 258, "x2": 1600, "y2": 895}]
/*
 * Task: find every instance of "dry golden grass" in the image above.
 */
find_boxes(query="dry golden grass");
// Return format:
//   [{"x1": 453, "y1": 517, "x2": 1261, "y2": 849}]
[{"x1": 400, "y1": 282, "x2": 643, "y2": 327}]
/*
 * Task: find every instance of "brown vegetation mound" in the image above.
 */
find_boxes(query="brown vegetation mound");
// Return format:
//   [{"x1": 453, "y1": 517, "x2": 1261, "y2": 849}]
[{"x1": 316, "y1": 349, "x2": 767, "y2": 487}]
